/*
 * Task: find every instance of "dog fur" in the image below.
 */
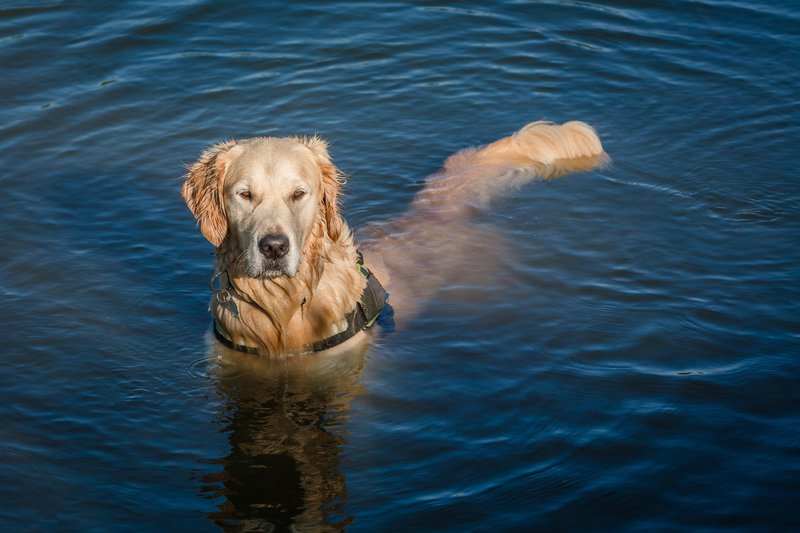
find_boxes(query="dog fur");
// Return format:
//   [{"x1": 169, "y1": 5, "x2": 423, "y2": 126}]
[{"x1": 182, "y1": 121, "x2": 607, "y2": 356}]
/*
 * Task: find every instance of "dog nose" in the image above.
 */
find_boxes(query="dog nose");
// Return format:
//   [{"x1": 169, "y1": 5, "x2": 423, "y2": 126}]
[{"x1": 258, "y1": 233, "x2": 290, "y2": 260}]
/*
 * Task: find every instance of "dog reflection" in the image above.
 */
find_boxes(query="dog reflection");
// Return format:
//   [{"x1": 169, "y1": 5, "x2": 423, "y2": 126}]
[{"x1": 202, "y1": 339, "x2": 369, "y2": 532}]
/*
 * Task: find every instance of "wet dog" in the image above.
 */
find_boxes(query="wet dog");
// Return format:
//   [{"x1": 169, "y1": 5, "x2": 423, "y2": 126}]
[{"x1": 182, "y1": 121, "x2": 607, "y2": 356}]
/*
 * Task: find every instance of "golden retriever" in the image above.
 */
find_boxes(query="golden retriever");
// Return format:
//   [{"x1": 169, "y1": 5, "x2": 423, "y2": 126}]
[{"x1": 182, "y1": 121, "x2": 607, "y2": 356}]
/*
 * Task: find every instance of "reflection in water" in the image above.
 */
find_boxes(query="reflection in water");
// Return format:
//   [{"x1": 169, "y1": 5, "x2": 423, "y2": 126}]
[{"x1": 201, "y1": 339, "x2": 369, "y2": 532}]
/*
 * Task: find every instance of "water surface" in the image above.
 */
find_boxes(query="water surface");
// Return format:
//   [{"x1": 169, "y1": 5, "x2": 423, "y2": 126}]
[{"x1": 1, "y1": 1, "x2": 799, "y2": 531}]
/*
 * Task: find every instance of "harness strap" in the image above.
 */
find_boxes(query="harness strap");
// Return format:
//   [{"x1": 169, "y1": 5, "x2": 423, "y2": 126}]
[
  {"x1": 213, "y1": 323, "x2": 260, "y2": 354},
  {"x1": 213, "y1": 253, "x2": 386, "y2": 356}
]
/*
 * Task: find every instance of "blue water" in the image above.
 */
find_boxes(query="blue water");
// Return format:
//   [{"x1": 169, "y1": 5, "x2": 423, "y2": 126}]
[{"x1": 2, "y1": 1, "x2": 799, "y2": 531}]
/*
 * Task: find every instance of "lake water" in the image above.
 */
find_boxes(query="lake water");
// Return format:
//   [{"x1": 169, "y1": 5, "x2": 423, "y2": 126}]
[{"x1": 1, "y1": 1, "x2": 798, "y2": 531}]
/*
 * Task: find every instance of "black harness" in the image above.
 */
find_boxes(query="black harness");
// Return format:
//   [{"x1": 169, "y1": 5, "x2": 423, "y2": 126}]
[{"x1": 212, "y1": 253, "x2": 387, "y2": 356}]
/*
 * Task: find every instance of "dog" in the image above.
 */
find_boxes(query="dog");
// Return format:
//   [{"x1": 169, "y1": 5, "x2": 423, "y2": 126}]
[{"x1": 182, "y1": 121, "x2": 607, "y2": 357}]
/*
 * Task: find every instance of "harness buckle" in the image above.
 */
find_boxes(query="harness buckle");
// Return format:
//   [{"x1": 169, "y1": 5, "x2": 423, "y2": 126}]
[
  {"x1": 210, "y1": 270, "x2": 240, "y2": 318},
  {"x1": 214, "y1": 289, "x2": 240, "y2": 318}
]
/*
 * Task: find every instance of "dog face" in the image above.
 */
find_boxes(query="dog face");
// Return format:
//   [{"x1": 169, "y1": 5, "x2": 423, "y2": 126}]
[
  {"x1": 222, "y1": 139, "x2": 321, "y2": 278},
  {"x1": 182, "y1": 136, "x2": 343, "y2": 278}
]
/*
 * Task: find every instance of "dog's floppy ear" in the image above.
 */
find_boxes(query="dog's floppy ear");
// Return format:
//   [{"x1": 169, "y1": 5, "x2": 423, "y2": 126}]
[
  {"x1": 301, "y1": 136, "x2": 345, "y2": 241},
  {"x1": 181, "y1": 140, "x2": 240, "y2": 246}
]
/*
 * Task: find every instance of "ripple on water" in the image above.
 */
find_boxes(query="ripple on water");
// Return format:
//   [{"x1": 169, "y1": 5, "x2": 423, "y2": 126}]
[{"x1": 1, "y1": 0, "x2": 800, "y2": 530}]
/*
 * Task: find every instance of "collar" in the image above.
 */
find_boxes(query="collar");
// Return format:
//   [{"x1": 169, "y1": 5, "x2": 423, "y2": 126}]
[{"x1": 211, "y1": 252, "x2": 387, "y2": 356}]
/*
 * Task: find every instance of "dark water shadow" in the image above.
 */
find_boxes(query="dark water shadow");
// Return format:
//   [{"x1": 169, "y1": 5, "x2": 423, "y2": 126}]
[{"x1": 200, "y1": 339, "x2": 370, "y2": 532}]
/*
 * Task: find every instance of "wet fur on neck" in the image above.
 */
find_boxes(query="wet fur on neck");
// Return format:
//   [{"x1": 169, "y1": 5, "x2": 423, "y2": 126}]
[{"x1": 214, "y1": 215, "x2": 365, "y2": 356}]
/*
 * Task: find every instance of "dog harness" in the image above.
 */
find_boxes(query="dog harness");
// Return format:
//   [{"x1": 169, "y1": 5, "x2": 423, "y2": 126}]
[{"x1": 211, "y1": 252, "x2": 387, "y2": 356}]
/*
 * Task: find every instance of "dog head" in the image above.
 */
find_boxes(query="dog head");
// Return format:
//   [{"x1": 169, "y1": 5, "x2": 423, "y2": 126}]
[{"x1": 182, "y1": 136, "x2": 344, "y2": 278}]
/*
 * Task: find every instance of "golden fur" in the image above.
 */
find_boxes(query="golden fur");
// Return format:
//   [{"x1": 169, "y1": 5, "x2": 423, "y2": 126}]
[{"x1": 183, "y1": 121, "x2": 607, "y2": 356}]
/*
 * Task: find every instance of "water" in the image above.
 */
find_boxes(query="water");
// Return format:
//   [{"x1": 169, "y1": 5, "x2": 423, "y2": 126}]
[{"x1": 2, "y1": 1, "x2": 799, "y2": 531}]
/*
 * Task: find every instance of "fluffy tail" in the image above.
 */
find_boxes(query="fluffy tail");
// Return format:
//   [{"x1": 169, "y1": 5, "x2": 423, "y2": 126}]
[{"x1": 413, "y1": 121, "x2": 608, "y2": 212}]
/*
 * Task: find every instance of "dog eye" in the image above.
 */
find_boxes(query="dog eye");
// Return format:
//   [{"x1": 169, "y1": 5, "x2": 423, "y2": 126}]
[
  {"x1": 238, "y1": 190, "x2": 252, "y2": 200},
  {"x1": 292, "y1": 189, "x2": 306, "y2": 201}
]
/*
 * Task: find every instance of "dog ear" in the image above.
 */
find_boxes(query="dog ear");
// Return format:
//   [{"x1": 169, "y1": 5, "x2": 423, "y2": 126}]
[
  {"x1": 301, "y1": 136, "x2": 345, "y2": 241},
  {"x1": 181, "y1": 140, "x2": 240, "y2": 246}
]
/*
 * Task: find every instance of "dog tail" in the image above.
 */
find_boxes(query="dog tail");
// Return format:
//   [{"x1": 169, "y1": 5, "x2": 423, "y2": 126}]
[
  {"x1": 417, "y1": 121, "x2": 608, "y2": 211},
  {"x1": 506, "y1": 120, "x2": 607, "y2": 176}
]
